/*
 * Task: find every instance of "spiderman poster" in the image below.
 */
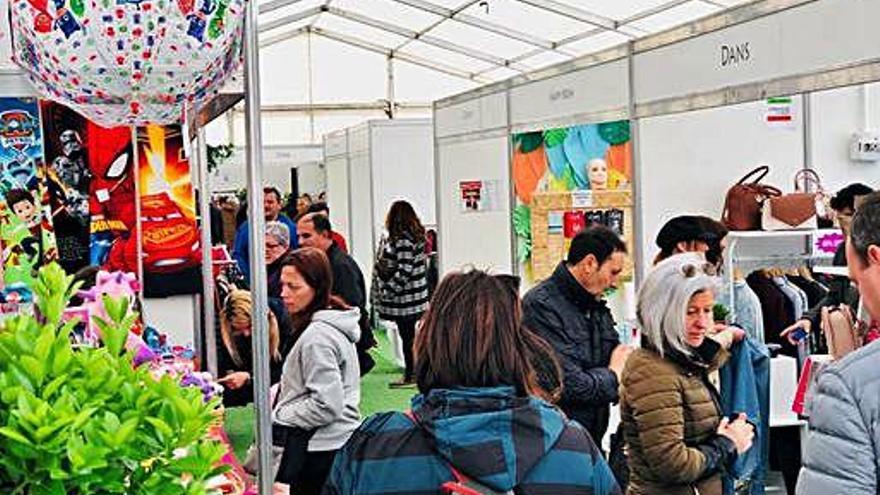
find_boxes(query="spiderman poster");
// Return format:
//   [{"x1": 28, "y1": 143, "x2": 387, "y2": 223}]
[
  {"x1": 0, "y1": 97, "x2": 56, "y2": 297},
  {"x1": 137, "y1": 124, "x2": 201, "y2": 296},
  {"x1": 88, "y1": 123, "x2": 138, "y2": 274}
]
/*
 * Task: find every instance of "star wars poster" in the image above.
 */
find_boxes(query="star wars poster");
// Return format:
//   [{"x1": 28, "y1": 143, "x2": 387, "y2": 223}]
[
  {"x1": 88, "y1": 124, "x2": 138, "y2": 274},
  {"x1": 137, "y1": 124, "x2": 201, "y2": 297},
  {"x1": 0, "y1": 97, "x2": 56, "y2": 297},
  {"x1": 40, "y1": 101, "x2": 92, "y2": 274}
]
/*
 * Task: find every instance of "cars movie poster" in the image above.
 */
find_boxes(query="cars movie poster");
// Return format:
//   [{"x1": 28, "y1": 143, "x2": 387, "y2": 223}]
[
  {"x1": 0, "y1": 97, "x2": 56, "y2": 296},
  {"x1": 137, "y1": 124, "x2": 201, "y2": 296},
  {"x1": 88, "y1": 124, "x2": 138, "y2": 274},
  {"x1": 40, "y1": 101, "x2": 92, "y2": 274}
]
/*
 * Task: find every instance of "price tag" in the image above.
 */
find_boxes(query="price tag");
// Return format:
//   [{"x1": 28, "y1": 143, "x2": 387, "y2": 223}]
[{"x1": 572, "y1": 190, "x2": 593, "y2": 208}]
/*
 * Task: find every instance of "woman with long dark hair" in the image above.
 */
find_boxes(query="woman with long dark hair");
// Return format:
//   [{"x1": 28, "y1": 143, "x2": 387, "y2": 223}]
[
  {"x1": 323, "y1": 269, "x2": 620, "y2": 494},
  {"x1": 271, "y1": 248, "x2": 361, "y2": 494},
  {"x1": 374, "y1": 200, "x2": 429, "y2": 387}
]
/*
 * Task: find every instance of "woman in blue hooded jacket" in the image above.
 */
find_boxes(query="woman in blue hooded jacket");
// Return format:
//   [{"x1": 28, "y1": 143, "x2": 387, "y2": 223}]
[{"x1": 323, "y1": 269, "x2": 621, "y2": 495}]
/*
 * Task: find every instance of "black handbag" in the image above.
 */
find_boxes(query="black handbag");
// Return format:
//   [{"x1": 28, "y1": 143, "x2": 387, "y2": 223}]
[{"x1": 272, "y1": 423, "x2": 316, "y2": 484}]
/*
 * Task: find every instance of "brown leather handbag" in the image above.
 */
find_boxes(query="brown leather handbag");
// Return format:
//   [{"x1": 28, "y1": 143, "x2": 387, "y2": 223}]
[
  {"x1": 721, "y1": 166, "x2": 782, "y2": 230},
  {"x1": 821, "y1": 305, "x2": 862, "y2": 360},
  {"x1": 762, "y1": 193, "x2": 818, "y2": 230}
]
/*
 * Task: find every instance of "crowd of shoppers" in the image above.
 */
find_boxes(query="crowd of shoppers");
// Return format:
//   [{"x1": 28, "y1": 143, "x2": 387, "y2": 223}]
[{"x1": 218, "y1": 183, "x2": 880, "y2": 495}]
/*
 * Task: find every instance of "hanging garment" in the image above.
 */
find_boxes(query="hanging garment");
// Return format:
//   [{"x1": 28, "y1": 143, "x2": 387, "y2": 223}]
[
  {"x1": 773, "y1": 277, "x2": 809, "y2": 319},
  {"x1": 747, "y1": 272, "x2": 797, "y2": 356},
  {"x1": 544, "y1": 139, "x2": 570, "y2": 181},
  {"x1": 512, "y1": 146, "x2": 547, "y2": 204},
  {"x1": 717, "y1": 281, "x2": 765, "y2": 343},
  {"x1": 736, "y1": 281, "x2": 765, "y2": 344},
  {"x1": 788, "y1": 275, "x2": 828, "y2": 308},
  {"x1": 720, "y1": 338, "x2": 771, "y2": 495},
  {"x1": 561, "y1": 125, "x2": 610, "y2": 189}
]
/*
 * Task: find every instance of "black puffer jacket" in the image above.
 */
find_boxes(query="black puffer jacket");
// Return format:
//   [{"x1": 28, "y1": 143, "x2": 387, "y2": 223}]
[{"x1": 523, "y1": 262, "x2": 621, "y2": 443}]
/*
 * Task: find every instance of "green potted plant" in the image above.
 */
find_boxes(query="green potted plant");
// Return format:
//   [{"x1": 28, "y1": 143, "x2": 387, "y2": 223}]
[{"x1": 0, "y1": 263, "x2": 228, "y2": 494}]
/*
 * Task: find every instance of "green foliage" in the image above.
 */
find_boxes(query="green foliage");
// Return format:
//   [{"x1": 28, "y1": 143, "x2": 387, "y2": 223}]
[
  {"x1": 713, "y1": 303, "x2": 731, "y2": 324},
  {"x1": 0, "y1": 263, "x2": 227, "y2": 495},
  {"x1": 206, "y1": 144, "x2": 234, "y2": 174},
  {"x1": 513, "y1": 205, "x2": 532, "y2": 263}
]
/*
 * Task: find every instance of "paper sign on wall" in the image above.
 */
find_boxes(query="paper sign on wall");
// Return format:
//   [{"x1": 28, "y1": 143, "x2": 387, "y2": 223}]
[
  {"x1": 571, "y1": 190, "x2": 594, "y2": 208},
  {"x1": 765, "y1": 97, "x2": 795, "y2": 129},
  {"x1": 460, "y1": 180, "x2": 502, "y2": 213}
]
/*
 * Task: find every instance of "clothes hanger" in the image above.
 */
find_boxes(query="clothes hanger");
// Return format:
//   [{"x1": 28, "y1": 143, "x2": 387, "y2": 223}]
[
  {"x1": 799, "y1": 264, "x2": 816, "y2": 282},
  {"x1": 733, "y1": 267, "x2": 745, "y2": 282}
]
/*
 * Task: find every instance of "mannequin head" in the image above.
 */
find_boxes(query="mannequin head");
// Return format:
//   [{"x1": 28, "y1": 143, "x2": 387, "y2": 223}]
[{"x1": 587, "y1": 158, "x2": 608, "y2": 191}]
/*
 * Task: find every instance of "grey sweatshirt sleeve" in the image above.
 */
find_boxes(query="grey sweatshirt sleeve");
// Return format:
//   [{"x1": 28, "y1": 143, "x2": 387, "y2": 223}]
[
  {"x1": 275, "y1": 339, "x2": 345, "y2": 430},
  {"x1": 797, "y1": 369, "x2": 877, "y2": 495}
]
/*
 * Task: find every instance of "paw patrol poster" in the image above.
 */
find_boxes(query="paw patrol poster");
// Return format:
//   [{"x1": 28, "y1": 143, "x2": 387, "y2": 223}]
[
  {"x1": 41, "y1": 101, "x2": 92, "y2": 274},
  {"x1": 0, "y1": 97, "x2": 56, "y2": 294},
  {"x1": 88, "y1": 124, "x2": 138, "y2": 274},
  {"x1": 137, "y1": 124, "x2": 201, "y2": 296}
]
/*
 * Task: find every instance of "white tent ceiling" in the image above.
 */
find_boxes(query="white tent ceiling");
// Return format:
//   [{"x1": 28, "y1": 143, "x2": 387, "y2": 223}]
[
  {"x1": 1, "y1": 0, "x2": 754, "y2": 145},
  {"x1": 257, "y1": 0, "x2": 748, "y2": 85},
  {"x1": 216, "y1": 0, "x2": 753, "y2": 146}
]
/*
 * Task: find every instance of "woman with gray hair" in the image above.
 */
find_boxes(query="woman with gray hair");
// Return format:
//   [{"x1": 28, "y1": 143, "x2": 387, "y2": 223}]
[
  {"x1": 619, "y1": 253, "x2": 754, "y2": 495},
  {"x1": 266, "y1": 221, "x2": 292, "y2": 298}
]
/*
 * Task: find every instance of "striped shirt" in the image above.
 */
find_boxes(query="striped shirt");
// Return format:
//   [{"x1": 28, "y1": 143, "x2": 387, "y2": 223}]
[{"x1": 374, "y1": 235, "x2": 429, "y2": 319}]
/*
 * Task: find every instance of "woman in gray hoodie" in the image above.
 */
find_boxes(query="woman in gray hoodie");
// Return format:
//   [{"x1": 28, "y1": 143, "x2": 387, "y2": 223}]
[{"x1": 272, "y1": 247, "x2": 362, "y2": 494}]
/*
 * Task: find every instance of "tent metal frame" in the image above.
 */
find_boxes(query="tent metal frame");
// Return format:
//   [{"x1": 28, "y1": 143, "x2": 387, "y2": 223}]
[{"x1": 256, "y1": 0, "x2": 742, "y2": 82}]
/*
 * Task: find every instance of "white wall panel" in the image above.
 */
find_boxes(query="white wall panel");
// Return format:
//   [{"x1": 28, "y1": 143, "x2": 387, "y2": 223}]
[
  {"x1": 510, "y1": 59, "x2": 629, "y2": 127},
  {"x1": 324, "y1": 132, "x2": 348, "y2": 158},
  {"x1": 638, "y1": 98, "x2": 804, "y2": 277},
  {"x1": 437, "y1": 136, "x2": 512, "y2": 275},
  {"x1": 347, "y1": 152, "x2": 375, "y2": 292},
  {"x1": 371, "y1": 122, "x2": 436, "y2": 234},
  {"x1": 325, "y1": 154, "x2": 351, "y2": 241},
  {"x1": 348, "y1": 126, "x2": 370, "y2": 154},
  {"x1": 435, "y1": 92, "x2": 508, "y2": 138},
  {"x1": 810, "y1": 83, "x2": 880, "y2": 192},
  {"x1": 634, "y1": 0, "x2": 880, "y2": 105}
]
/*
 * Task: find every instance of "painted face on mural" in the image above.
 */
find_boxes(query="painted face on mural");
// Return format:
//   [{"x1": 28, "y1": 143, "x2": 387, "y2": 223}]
[
  {"x1": 588, "y1": 158, "x2": 608, "y2": 190},
  {"x1": 12, "y1": 198, "x2": 38, "y2": 227}
]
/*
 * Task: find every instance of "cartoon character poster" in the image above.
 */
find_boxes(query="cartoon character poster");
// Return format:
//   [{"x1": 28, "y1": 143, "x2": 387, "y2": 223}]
[
  {"x1": 88, "y1": 124, "x2": 138, "y2": 274},
  {"x1": 0, "y1": 97, "x2": 56, "y2": 295},
  {"x1": 41, "y1": 101, "x2": 92, "y2": 274},
  {"x1": 137, "y1": 124, "x2": 201, "y2": 296}
]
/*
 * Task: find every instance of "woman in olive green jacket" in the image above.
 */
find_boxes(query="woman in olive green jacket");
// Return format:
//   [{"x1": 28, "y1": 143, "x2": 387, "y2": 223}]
[{"x1": 620, "y1": 253, "x2": 754, "y2": 495}]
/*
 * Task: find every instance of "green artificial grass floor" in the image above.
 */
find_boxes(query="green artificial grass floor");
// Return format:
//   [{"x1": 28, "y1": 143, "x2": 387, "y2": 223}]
[{"x1": 224, "y1": 329, "x2": 416, "y2": 460}]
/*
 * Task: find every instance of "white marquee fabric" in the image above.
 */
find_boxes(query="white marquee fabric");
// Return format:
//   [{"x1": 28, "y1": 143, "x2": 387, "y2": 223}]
[{"x1": 3, "y1": 0, "x2": 753, "y2": 143}]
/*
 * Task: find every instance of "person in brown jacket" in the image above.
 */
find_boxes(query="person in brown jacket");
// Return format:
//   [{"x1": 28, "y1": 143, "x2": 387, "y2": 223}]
[{"x1": 620, "y1": 253, "x2": 754, "y2": 495}]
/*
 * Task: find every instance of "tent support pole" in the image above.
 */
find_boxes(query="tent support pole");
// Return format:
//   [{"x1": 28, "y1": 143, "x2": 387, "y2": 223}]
[{"x1": 243, "y1": 1, "x2": 274, "y2": 492}]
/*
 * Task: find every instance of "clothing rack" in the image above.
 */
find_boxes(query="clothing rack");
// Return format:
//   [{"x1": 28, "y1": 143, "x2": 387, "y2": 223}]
[
  {"x1": 725, "y1": 231, "x2": 822, "y2": 322},
  {"x1": 722, "y1": 230, "x2": 834, "y2": 433}
]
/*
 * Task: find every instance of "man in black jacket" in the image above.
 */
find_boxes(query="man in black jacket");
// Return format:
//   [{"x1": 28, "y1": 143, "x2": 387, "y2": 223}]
[
  {"x1": 297, "y1": 213, "x2": 376, "y2": 373},
  {"x1": 523, "y1": 226, "x2": 633, "y2": 445}
]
